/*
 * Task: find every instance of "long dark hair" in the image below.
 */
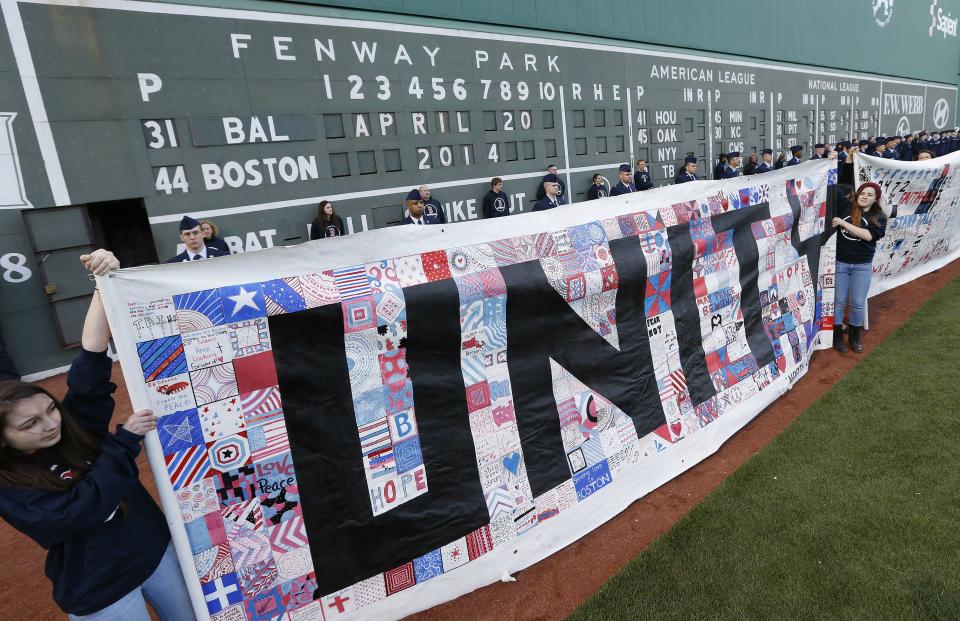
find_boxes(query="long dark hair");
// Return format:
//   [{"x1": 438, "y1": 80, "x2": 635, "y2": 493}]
[
  {"x1": 317, "y1": 200, "x2": 337, "y2": 224},
  {"x1": 0, "y1": 381, "x2": 99, "y2": 491},
  {"x1": 852, "y1": 182, "x2": 884, "y2": 227}
]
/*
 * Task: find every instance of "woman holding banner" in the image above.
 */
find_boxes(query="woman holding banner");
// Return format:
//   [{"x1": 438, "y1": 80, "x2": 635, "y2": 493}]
[
  {"x1": 831, "y1": 182, "x2": 887, "y2": 353},
  {"x1": 0, "y1": 250, "x2": 195, "y2": 621}
]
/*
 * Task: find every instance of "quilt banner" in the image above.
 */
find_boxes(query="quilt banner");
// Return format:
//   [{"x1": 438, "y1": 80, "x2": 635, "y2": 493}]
[
  {"x1": 854, "y1": 150, "x2": 960, "y2": 296},
  {"x1": 100, "y1": 160, "x2": 838, "y2": 621}
]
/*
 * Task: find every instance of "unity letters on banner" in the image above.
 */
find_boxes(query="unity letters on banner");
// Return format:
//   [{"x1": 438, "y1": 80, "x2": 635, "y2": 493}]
[
  {"x1": 101, "y1": 161, "x2": 839, "y2": 621},
  {"x1": 854, "y1": 151, "x2": 960, "y2": 296}
]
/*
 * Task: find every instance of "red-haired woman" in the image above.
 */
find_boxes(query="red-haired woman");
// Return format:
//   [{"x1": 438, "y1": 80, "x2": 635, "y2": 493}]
[
  {"x1": 831, "y1": 182, "x2": 887, "y2": 353},
  {"x1": 0, "y1": 250, "x2": 194, "y2": 620},
  {"x1": 199, "y1": 220, "x2": 230, "y2": 254}
]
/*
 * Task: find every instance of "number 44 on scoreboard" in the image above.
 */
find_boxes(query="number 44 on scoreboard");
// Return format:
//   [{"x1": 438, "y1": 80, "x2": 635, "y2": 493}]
[{"x1": 153, "y1": 165, "x2": 189, "y2": 195}]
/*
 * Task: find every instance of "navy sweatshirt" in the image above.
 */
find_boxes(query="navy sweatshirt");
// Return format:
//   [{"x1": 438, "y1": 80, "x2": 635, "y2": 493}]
[
  {"x1": 0, "y1": 349, "x2": 170, "y2": 615},
  {"x1": 482, "y1": 190, "x2": 510, "y2": 218},
  {"x1": 835, "y1": 197, "x2": 887, "y2": 265}
]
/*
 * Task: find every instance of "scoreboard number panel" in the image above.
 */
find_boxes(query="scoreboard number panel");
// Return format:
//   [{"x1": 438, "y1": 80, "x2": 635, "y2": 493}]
[{"x1": 8, "y1": 0, "x2": 957, "y2": 230}]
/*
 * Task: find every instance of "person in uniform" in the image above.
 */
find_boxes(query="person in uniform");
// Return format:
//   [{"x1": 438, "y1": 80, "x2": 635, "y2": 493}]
[
  {"x1": 418, "y1": 185, "x2": 447, "y2": 224},
  {"x1": 883, "y1": 137, "x2": 898, "y2": 159},
  {"x1": 915, "y1": 131, "x2": 929, "y2": 155},
  {"x1": 754, "y1": 149, "x2": 774, "y2": 174},
  {"x1": 774, "y1": 151, "x2": 787, "y2": 170},
  {"x1": 674, "y1": 156, "x2": 698, "y2": 183},
  {"x1": 869, "y1": 139, "x2": 887, "y2": 158},
  {"x1": 199, "y1": 220, "x2": 230, "y2": 253},
  {"x1": 835, "y1": 141, "x2": 850, "y2": 166},
  {"x1": 810, "y1": 143, "x2": 825, "y2": 160},
  {"x1": 713, "y1": 153, "x2": 728, "y2": 180},
  {"x1": 722, "y1": 152, "x2": 741, "y2": 178},
  {"x1": 786, "y1": 145, "x2": 803, "y2": 166},
  {"x1": 931, "y1": 132, "x2": 944, "y2": 157},
  {"x1": 609, "y1": 164, "x2": 636, "y2": 196},
  {"x1": 943, "y1": 129, "x2": 955, "y2": 154},
  {"x1": 535, "y1": 164, "x2": 566, "y2": 201},
  {"x1": 898, "y1": 134, "x2": 914, "y2": 161},
  {"x1": 533, "y1": 174, "x2": 566, "y2": 211},
  {"x1": 482, "y1": 177, "x2": 510, "y2": 217},
  {"x1": 586, "y1": 173, "x2": 609, "y2": 200},
  {"x1": 165, "y1": 216, "x2": 228, "y2": 263},
  {"x1": 633, "y1": 160, "x2": 653, "y2": 191},
  {"x1": 402, "y1": 189, "x2": 440, "y2": 225}
]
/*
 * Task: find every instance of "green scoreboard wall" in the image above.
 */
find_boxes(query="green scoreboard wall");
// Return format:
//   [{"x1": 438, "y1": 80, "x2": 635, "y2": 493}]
[{"x1": 0, "y1": 0, "x2": 957, "y2": 374}]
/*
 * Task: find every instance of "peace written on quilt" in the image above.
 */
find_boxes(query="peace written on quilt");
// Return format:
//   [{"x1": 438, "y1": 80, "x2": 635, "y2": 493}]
[
  {"x1": 853, "y1": 150, "x2": 960, "y2": 296},
  {"x1": 104, "y1": 161, "x2": 837, "y2": 621}
]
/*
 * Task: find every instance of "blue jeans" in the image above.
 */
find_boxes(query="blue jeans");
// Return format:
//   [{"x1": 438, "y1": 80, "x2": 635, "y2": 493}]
[
  {"x1": 69, "y1": 543, "x2": 196, "y2": 621},
  {"x1": 834, "y1": 261, "x2": 873, "y2": 327}
]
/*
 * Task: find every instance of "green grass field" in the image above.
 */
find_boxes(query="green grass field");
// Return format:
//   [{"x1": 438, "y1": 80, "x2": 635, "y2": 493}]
[{"x1": 570, "y1": 276, "x2": 960, "y2": 621}]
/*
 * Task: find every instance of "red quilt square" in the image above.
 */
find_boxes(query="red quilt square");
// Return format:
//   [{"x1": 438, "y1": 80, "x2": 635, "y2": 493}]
[
  {"x1": 234, "y1": 352, "x2": 278, "y2": 395},
  {"x1": 205, "y1": 511, "x2": 228, "y2": 546},
  {"x1": 421, "y1": 250, "x2": 451, "y2": 282},
  {"x1": 342, "y1": 295, "x2": 377, "y2": 333},
  {"x1": 705, "y1": 350, "x2": 724, "y2": 374},
  {"x1": 385, "y1": 562, "x2": 416, "y2": 595},
  {"x1": 601, "y1": 265, "x2": 619, "y2": 291},
  {"x1": 466, "y1": 525, "x2": 494, "y2": 560},
  {"x1": 465, "y1": 381, "x2": 491, "y2": 413},
  {"x1": 693, "y1": 277, "x2": 708, "y2": 299},
  {"x1": 565, "y1": 273, "x2": 586, "y2": 301},
  {"x1": 379, "y1": 348, "x2": 408, "y2": 389}
]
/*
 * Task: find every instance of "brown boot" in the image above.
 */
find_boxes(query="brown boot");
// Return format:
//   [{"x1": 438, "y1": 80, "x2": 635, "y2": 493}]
[
  {"x1": 848, "y1": 325, "x2": 863, "y2": 353},
  {"x1": 833, "y1": 327, "x2": 848, "y2": 353}
]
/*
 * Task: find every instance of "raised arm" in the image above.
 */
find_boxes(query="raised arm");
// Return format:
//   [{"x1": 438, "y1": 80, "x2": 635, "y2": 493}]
[
  {"x1": 78, "y1": 250, "x2": 120, "y2": 353},
  {"x1": 62, "y1": 250, "x2": 121, "y2": 435}
]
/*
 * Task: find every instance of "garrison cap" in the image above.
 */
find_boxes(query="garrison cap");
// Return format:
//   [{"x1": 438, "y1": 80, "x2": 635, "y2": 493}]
[
  {"x1": 814, "y1": 143, "x2": 825, "y2": 149},
  {"x1": 761, "y1": 148, "x2": 773, "y2": 155},
  {"x1": 618, "y1": 164, "x2": 631, "y2": 173},
  {"x1": 684, "y1": 155, "x2": 698, "y2": 164},
  {"x1": 727, "y1": 151, "x2": 740, "y2": 158},
  {"x1": 406, "y1": 188, "x2": 423, "y2": 201},
  {"x1": 179, "y1": 215, "x2": 200, "y2": 231},
  {"x1": 790, "y1": 145, "x2": 803, "y2": 153}
]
